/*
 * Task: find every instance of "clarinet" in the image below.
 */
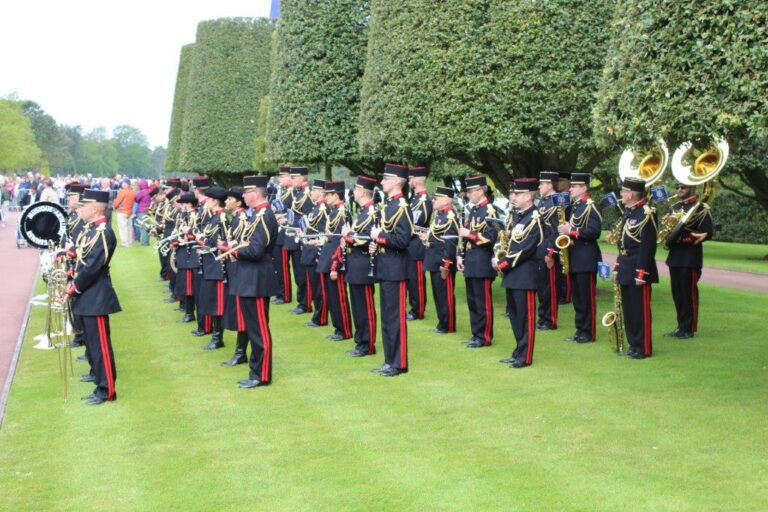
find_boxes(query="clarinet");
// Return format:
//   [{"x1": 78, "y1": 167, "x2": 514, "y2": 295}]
[{"x1": 367, "y1": 207, "x2": 381, "y2": 278}]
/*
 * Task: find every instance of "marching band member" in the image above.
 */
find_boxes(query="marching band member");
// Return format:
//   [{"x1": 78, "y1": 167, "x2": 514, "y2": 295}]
[
  {"x1": 272, "y1": 166, "x2": 294, "y2": 305},
  {"x1": 67, "y1": 189, "x2": 122, "y2": 405},
  {"x1": 494, "y1": 178, "x2": 544, "y2": 368},
  {"x1": 614, "y1": 177, "x2": 658, "y2": 359},
  {"x1": 340, "y1": 176, "x2": 379, "y2": 357},
  {"x1": 536, "y1": 171, "x2": 560, "y2": 330},
  {"x1": 191, "y1": 176, "x2": 213, "y2": 336},
  {"x1": 221, "y1": 187, "x2": 251, "y2": 367},
  {"x1": 64, "y1": 182, "x2": 87, "y2": 350},
  {"x1": 196, "y1": 187, "x2": 229, "y2": 351},
  {"x1": 664, "y1": 183, "x2": 713, "y2": 339},
  {"x1": 302, "y1": 179, "x2": 329, "y2": 328},
  {"x1": 557, "y1": 172, "x2": 602, "y2": 343},
  {"x1": 421, "y1": 186, "x2": 459, "y2": 334},
  {"x1": 174, "y1": 192, "x2": 201, "y2": 326},
  {"x1": 287, "y1": 167, "x2": 313, "y2": 315},
  {"x1": 318, "y1": 180, "x2": 352, "y2": 341},
  {"x1": 219, "y1": 176, "x2": 278, "y2": 388},
  {"x1": 556, "y1": 172, "x2": 573, "y2": 304},
  {"x1": 369, "y1": 164, "x2": 413, "y2": 377},
  {"x1": 406, "y1": 166, "x2": 432, "y2": 321},
  {"x1": 458, "y1": 176, "x2": 499, "y2": 348}
]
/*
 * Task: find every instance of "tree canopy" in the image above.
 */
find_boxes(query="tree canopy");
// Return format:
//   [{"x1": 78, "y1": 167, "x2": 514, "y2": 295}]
[
  {"x1": 165, "y1": 44, "x2": 194, "y2": 173},
  {"x1": 0, "y1": 98, "x2": 42, "y2": 170},
  {"x1": 178, "y1": 18, "x2": 274, "y2": 177}
]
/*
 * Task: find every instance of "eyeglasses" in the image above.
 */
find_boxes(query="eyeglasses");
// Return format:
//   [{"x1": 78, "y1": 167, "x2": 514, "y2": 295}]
[{"x1": 676, "y1": 185, "x2": 689, "y2": 189}]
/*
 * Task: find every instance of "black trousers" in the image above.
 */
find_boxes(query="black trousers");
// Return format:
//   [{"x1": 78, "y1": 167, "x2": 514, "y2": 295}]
[
  {"x1": 322, "y1": 272, "x2": 352, "y2": 339},
  {"x1": 506, "y1": 288, "x2": 537, "y2": 364},
  {"x1": 571, "y1": 271, "x2": 597, "y2": 340},
  {"x1": 380, "y1": 280, "x2": 408, "y2": 370},
  {"x1": 306, "y1": 265, "x2": 327, "y2": 326},
  {"x1": 407, "y1": 258, "x2": 427, "y2": 319},
  {"x1": 621, "y1": 283, "x2": 653, "y2": 356},
  {"x1": 159, "y1": 250, "x2": 169, "y2": 279},
  {"x1": 556, "y1": 264, "x2": 571, "y2": 303},
  {"x1": 81, "y1": 315, "x2": 117, "y2": 400},
  {"x1": 238, "y1": 296, "x2": 273, "y2": 383},
  {"x1": 349, "y1": 283, "x2": 376, "y2": 354},
  {"x1": 430, "y1": 270, "x2": 456, "y2": 332},
  {"x1": 290, "y1": 250, "x2": 308, "y2": 310},
  {"x1": 669, "y1": 267, "x2": 700, "y2": 334},
  {"x1": 537, "y1": 261, "x2": 559, "y2": 328},
  {"x1": 273, "y1": 244, "x2": 292, "y2": 302},
  {"x1": 465, "y1": 277, "x2": 494, "y2": 345}
]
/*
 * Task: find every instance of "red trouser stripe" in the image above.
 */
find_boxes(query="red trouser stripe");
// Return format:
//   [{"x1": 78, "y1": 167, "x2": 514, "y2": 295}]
[
  {"x1": 526, "y1": 290, "x2": 536, "y2": 364},
  {"x1": 549, "y1": 266, "x2": 558, "y2": 327},
  {"x1": 282, "y1": 248, "x2": 291, "y2": 301},
  {"x1": 96, "y1": 316, "x2": 115, "y2": 400},
  {"x1": 205, "y1": 315, "x2": 211, "y2": 333},
  {"x1": 565, "y1": 274, "x2": 572, "y2": 302},
  {"x1": 236, "y1": 296, "x2": 245, "y2": 332},
  {"x1": 416, "y1": 260, "x2": 425, "y2": 318},
  {"x1": 483, "y1": 278, "x2": 492, "y2": 345},
  {"x1": 216, "y1": 281, "x2": 224, "y2": 316},
  {"x1": 691, "y1": 269, "x2": 698, "y2": 332},
  {"x1": 589, "y1": 272, "x2": 596, "y2": 340},
  {"x1": 399, "y1": 281, "x2": 408, "y2": 368},
  {"x1": 446, "y1": 273, "x2": 455, "y2": 333},
  {"x1": 186, "y1": 269, "x2": 193, "y2": 296},
  {"x1": 365, "y1": 284, "x2": 376, "y2": 354},
  {"x1": 337, "y1": 274, "x2": 352, "y2": 338},
  {"x1": 305, "y1": 269, "x2": 313, "y2": 312},
  {"x1": 256, "y1": 297, "x2": 271, "y2": 382},
  {"x1": 642, "y1": 285, "x2": 652, "y2": 356},
  {"x1": 319, "y1": 272, "x2": 328, "y2": 325}
]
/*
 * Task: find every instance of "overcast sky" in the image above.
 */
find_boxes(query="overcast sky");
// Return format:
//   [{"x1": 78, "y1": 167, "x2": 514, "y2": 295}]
[{"x1": 0, "y1": 0, "x2": 272, "y2": 148}]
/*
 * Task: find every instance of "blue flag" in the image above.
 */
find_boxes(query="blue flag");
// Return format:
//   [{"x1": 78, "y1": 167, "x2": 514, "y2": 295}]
[
  {"x1": 650, "y1": 186, "x2": 669, "y2": 202},
  {"x1": 552, "y1": 192, "x2": 571, "y2": 207}
]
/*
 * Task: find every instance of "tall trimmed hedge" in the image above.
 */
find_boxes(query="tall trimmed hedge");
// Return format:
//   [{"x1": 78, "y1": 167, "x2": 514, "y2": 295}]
[
  {"x1": 265, "y1": 0, "x2": 374, "y2": 174},
  {"x1": 165, "y1": 44, "x2": 194, "y2": 173},
  {"x1": 593, "y1": 1, "x2": 768, "y2": 213},
  {"x1": 358, "y1": 0, "x2": 615, "y2": 188},
  {"x1": 179, "y1": 18, "x2": 274, "y2": 175}
]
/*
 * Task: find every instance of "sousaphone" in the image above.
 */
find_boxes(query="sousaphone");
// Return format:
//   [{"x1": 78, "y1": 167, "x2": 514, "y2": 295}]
[{"x1": 618, "y1": 139, "x2": 670, "y2": 187}]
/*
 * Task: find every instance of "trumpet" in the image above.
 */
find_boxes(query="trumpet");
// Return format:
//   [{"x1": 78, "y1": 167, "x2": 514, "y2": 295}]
[{"x1": 214, "y1": 243, "x2": 241, "y2": 261}]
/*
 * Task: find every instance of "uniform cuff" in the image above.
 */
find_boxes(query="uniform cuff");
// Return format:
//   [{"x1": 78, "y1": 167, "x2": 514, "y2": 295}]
[
  {"x1": 569, "y1": 229, "x2": 579, "y2": 238},
  {"x1": 376, "y1": 236, "x2": 387, "y2": 246},
  {"x1": 635, "y1": 268, "x2": 647, "y2": 281},
  {"x1": 442, "y1": 259, "x2": 453, "y2": 269},
  {"x1": 497, "y1": 259, "x2": 510, "y2": 271}
]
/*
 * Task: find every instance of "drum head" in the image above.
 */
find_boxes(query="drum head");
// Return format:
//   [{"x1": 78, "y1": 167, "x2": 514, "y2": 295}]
[{"x1": 19, "y1": 201, "x2": 68, "y2": 248}]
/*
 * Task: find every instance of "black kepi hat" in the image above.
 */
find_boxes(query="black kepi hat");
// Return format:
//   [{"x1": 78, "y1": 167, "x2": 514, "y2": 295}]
[
  {"x1": 464, "y1": 175, "x2": 487, "y2": 191},
  {"x1": 570, "y1": 173, "x2": 591, "y2": 186},
  {"x1": 227, "y1": 187, "x2": 244, "y2": 202},
  {"x1": 311, "y1": 179, "x2": 326, "y2": 190},
  {"x1": 206, "y1": 186, "x2": 227, "y2": 201},
  {"x1": 539, "y1": 171, "x2": 559, "y2": 184},
  {"x1": 434, "y1": 186, "x2": 455, "y2": 198},
  {"x1": 382, "y1": 163, "x2": 408, "y2": 180},
  {"x1": 290, "y1": 166, "x2": 309, "y2": 177},
  {"x1": 512, "y1": 178, "x2": 539, "y2": 193},
  {"x1": 166, "y1": 188, "x2": 180, "y2": 201},
  {"x1": 79, "y1": 189, "x2": 110, "y2": 204},
  {"x1": 325, "y1": 180, "x2": 345, "y2": 195},
  {"x1": 243, "y1": 176, "x2": 269, "y2": 189},
  {"x1": 355, "y1": 175, "x2": 376, "y2": 190},
  {"x1": 278, "y1": 165, "x2": 291, "y2": 175},
  {"x1": 66, "y1": 182, "x2": 87, "y2": 196},
  {"x1": 192, "y1": 176, "x2": 210, "y2": 189},
  {"x1": 408, "y1": 166, "x2": 428, "y2": 178},
  {"x1": 165, "y1": 177, "x2": 182, "y2": 188},
  {"x1": 177, "y1": 192, "x2": 198, "y2": 206},
  {"x1": 622, "y1": 177, "x2": 646, "y2": 193}
]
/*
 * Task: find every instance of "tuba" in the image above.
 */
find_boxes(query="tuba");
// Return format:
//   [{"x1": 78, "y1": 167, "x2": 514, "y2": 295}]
[
  {"x1": 658, "y1": 138, "x2": 728, "y2": 248},
  {"x1": 618, "y1": 139, "x2": 669, "y2": 187}
]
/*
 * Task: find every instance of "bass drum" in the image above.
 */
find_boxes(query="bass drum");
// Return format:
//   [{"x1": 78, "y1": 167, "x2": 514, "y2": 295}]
[{"x1": 19, "y1": 201, "x2": 69, "y2": 249}]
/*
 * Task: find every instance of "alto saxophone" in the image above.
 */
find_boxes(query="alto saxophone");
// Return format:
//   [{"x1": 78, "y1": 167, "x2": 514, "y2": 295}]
[
  {"x1": 601, "y1": 280, "x2": 625, "y2": 353},
  {"x1": 555, "y1": 206, "x2": 571, "y2": 274}
]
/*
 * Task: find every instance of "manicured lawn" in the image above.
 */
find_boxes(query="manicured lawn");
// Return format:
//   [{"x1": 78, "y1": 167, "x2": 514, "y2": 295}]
[
  {"x1": 1, "y1": 245, "x2": 766, "y2": 511},
  {"x1": 599, "y1": 238, "x2": 768, "y2": 275}
]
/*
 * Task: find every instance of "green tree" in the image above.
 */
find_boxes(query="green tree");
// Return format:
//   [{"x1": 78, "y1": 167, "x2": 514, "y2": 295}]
[
  {"x1": 358, "y1": 0, "x2": 615, "y2": 189},
  {"x1": 179, "y1": 18, "x2": 274, "y2": 181},
  {"x1": 152, "y1": 146, "x2": 166, "y2": 177},
  {"x1": 266, "y1": 0, "x2": 378, "y2": 175},
  {"x1": 20, "y1": 101, "x2": 74, "y2": 173},
  {"x1": 0, "y1": 98, "x2": 42, "y2": 170},
  {"x1": 165, "y1": 43, "x2": 195, "y2": 173},
  {"x1": 593, "y1": 0, "x2": 768, "y2": 211},
  {"x1": 79, "y1": 128, "x2": 118, "y2": 176},
  {"x1": 113, "y1": 125, "x2": 152, "y2": 175}
]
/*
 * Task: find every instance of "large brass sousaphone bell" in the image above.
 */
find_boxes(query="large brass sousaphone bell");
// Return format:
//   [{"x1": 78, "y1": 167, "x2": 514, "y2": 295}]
[
  {"x1": 671, "y1": 137, "x2": 729, "y2": 187},
  {"x1": 618, "y1": 139, "x2": 670, "y2": 187}
]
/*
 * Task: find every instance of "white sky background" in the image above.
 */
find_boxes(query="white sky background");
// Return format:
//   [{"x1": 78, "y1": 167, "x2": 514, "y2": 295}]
[{"x1": 0, "y1": 0, "x2": 272, "y2": 148}]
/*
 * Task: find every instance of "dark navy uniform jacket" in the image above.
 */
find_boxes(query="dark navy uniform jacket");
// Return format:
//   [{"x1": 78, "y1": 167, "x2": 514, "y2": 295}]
[
  {"x1": 275, "y1": 187, "x2": 293, "y2": 246},
  {"x1": 461, "y1": 200, "x2": 498, "y2": 279},
  {"x1": 176, "y1": 211, "x2": 201, "y2": 271},
  {"x1": 300, "y1": 202, "x2": 328, "y2": 266},
  {"x1": 317, "y1": 202, "x2": 347, "y2": 273},
  {"x1": 373, "y1": 193, "x2": 412, "y2": 282},
  {"x1": 285, "y1": 186, "x2": 312, "y2": 252},
  {"x1": 229, "y1": 202, "x2": 278, "y2": 298},
  {"x1": 424, "y1": 206, "x2": 459, "y2": 272},
  {"x1": 199, "y1": 209, "x2": 228, "y2": 281},
  {"x1": 224, "y1": 209, "x2": 249, "y2": 287},
  {"x1": 535, "y1": 194, "x2": 559, "y2": 260},
  {"x1": 616, "y1": 199, "x2": 658, "y2": 285},
  {"x1": 566, "y1": 197, "x2": 602, "y2": 273},
  {"x1": 407, "y1": 191, "x2": 432, "y2": 260},
  {"x1": 665, "y1": 196, "x2": 713, "y2": 269},
  {"x1": 498, "y1": 205, "x2": 543, "y2": 290},
  {"x1": 69, "y1": 218, "x2": 121, "y2": 316},
  {"x1": 343, "y1": 200, "x2": 377, "y2": 286}
]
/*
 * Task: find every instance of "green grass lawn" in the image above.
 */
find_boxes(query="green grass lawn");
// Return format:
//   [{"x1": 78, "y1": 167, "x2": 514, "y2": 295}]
[
  {"x1": 599, "y1": 238, "x2": 768, "y2": 275},
  {"x1": 1, "y1": 245, "x2": 766, "y2": 511}
]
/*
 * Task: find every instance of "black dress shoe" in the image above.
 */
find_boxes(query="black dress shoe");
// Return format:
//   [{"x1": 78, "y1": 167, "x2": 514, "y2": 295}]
[
  {"x1": 432, "y1": 328, "x2": 448, "y2": 334},
  {"x1": 290, "y1": 307, "x2": 307, "y2": 315},
  {"x1": 202, "y1": 340, "x2": 225, "y2": 351},
  {"x1": 221, "y1": 355, "x2": 247, "y2": 367},
  {"x1": 76, "y1": 354, "x2": 87, "y2": 362},
  {"x1": 326, "y1": 333, "x2": 345, "y2": 341},
  {"x1": 177, "y1": 314, "x2": 195, "y2": 323},
  {"x1": 664, "y1": 328, "x2": 682, "y2": 337},
  {"x1": 371, "y1": 364, "x2": 391, "y2": 374},
  {"x1": 380, "y1": 367, "x2": 406, "y2": 377},
  {"x1": 406, "y1": 312, "x2": 416, "y2": 321},
  {"x1": 466, "y1": 341, "x2": 485, "y2": 348},
  {"x1": 674, "y1": 331, "x2": 694, "y2": 339},
  {"x1": 163, "y1": 296, "x2": 177, "y2": 303},
  {"x1": 306, "y1": 321, "x2": 320, "y2": 328},
  {"x1": 536, "y1": 323, "x2": 555, "y2": 331},
  {"x1": 271, "y1": 298, "x2": 285, "y2": 305},
  {"x1": 81, "y1": 393, "x2": 96, "y2": 400},
  {"x1": 510, "y1": 360, "x2": 530, "y2": 368},
  {"x1": 575, "y1": 335, "x2": 594, "y2": 344},
  {"x1": 628, "y1": 351, "x2": 647, "y2": 359},
  {"x1": 348, "y1": 349, "x2": 369, "y2": 357},
  {"x1": 499, "y1": 356, "x2": 515, "y2": 364},
  {"x1": 84, "y1": 395, "x2": 110, "y2": 405},
  {"x1": 80, "y1": 374, "x2": 95, "y2": 383},
  {"x1": 190, "y1": 329, "x2": 206, "y2": 336},
  {"x1": 70, "y1": 339, "x2": 84, "y2": 348},
  {"x1": 238, "y1": 379, "x2": 266, "y2": 388},
  {"x1": 565, "y1": 333, "x2": 579, "y2": 342}
]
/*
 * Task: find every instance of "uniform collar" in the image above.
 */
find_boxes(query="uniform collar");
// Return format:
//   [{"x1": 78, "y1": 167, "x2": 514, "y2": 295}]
[
  {"x1": 214, "y1": 208, "x2": 225, "y2": 214},
  {"x1": 334, "y1": 200, "x2": 345, "y2": 208},
  {"x1": 630, "y1": 198, "x2": 646, "y2": 210},
  {"x1": 362, "y1": 199, "x2": 374, "y2": 209},
  {"x1": 91, "y1": 216, "x2": 107, "y2": 226},
  {"x1": 414, "y1": 190, "x2": 428, "y2": 196},
  {"x1": 235, "y1": 208, "x2": 246, "y2": 215},
  {"x1": 477, "y1": 199, "x2": 489, "y2": 208},
  {"x1": 440, "y1": 205, "x2": 453, "y2": 213},
  {"x1": 683, "y1": 195, "x2": 698, "y2": 204},
  {"x1": 575, "y1": 194, "x2": 590, "y2": 204},
  {"x1": 253, "y1": 201, "x2": 269, "y2": 211},
  {"x1": 389, "y1": 193, "x2": 403, "y2": 201}
]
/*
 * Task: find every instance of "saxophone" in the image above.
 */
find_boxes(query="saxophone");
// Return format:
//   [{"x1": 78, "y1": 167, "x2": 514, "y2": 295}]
[
  {"x1": 601, "y1": 280, "x2": 625, "y2": 353},
  {"x1": 555, "y1": 205, "x2": 571, "y2": 274}
]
